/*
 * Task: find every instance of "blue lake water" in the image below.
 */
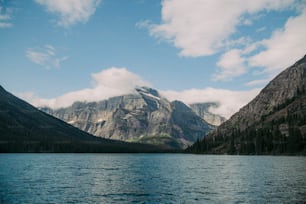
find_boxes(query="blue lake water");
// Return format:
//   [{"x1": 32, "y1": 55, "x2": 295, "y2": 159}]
[{"x1": 0, "y1": 154, "x2": 306, "y2": 203}]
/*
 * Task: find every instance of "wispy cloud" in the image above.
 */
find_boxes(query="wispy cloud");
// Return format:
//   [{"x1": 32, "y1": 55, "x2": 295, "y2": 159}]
[
  {"x1": 0, "y1": 22, "x2": 12, "y2": 28},
  {"x1": 256, "y1": 26, "x2": 266, "y2": 32},
  {"x1": 0, "y1": 6, "x2": 13, "y2": 28},
  {"x1": 34, "y1": 0, "x2": 101, "y2": 28},
  {"x1": 26, "y1": 45, "x2": 68, "y2": 69},
  {"x1": 245, "y1": 78, "x2": 271, "y2": 86}
]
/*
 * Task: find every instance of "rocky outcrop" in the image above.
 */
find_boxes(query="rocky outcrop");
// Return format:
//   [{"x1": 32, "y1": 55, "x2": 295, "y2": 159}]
[
  {"x1": 190, "y1": 103, "x2": 226, "y2": 126},
  {"x1": 42, "y1": 87, "x2": 212, "y2": 149},
  {"x1": 187, "y1": 54, "x2": 306, "y2": 155}
]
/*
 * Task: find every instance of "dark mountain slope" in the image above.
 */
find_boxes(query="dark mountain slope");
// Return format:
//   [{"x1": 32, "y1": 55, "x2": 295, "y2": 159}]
[
  {"x1": 187, "y1": 55, "x2": 306, "y2": 155},
  {"x1": 0, "y1": 86, "x2": 163, "y2": 153}
]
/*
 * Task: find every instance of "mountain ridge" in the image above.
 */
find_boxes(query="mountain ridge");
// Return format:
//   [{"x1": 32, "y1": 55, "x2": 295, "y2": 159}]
[
  {"x1": 0, "y1": 85, "x2": 164, "y2": 153},
  {"x1": 187, "y1": 54, "x2": 306, "y2": 155},
  {"x1": 41, "y1": 87, "x2": 213, "y2": 149}
]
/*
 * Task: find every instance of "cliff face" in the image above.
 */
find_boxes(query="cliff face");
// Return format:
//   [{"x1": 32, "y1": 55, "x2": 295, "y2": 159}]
[
  {"x1": 187, "y1": 55, "x2": 306, "y2": 155},
  {"x1": 190, "y1": 103, "x2": 226, "y2": 126},
  {"x1": 42, "y1": 87, "x2": 212, "y2": 149}
]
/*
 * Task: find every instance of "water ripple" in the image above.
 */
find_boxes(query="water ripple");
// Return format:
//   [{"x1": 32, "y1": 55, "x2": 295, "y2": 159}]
[{"x1": 0, "y1": 154, "x2": 306, "y2": 203}]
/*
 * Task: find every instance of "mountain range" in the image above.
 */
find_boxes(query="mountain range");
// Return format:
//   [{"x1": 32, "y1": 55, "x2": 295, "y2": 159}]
[
  {"x1": 0, "y1": 85, "x2": 164, "y2": 153},
  {"x1": 41, "y1": 87, "x2": 214, "y2": 149},
  {"x1": 187, "y1": 55, "x2": 306, "y2": 155},
  {"x1": 3, "y1": 54, "x2": 305, "y2": 154}
]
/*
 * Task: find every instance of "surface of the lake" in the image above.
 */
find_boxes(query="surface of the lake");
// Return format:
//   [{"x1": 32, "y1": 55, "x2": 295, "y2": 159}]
[{"x1": 0, "y1": 154, "x2": 305, "y2": 203}]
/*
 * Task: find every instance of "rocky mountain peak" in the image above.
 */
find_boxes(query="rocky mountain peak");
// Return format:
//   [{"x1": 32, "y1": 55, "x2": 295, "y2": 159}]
[
  {"x1": 135, "y1": 86, "x2": 163, "y2": 111},
  {"x1": 136, "y1": 86, "x2": 160, "y2": 98},
  {"x1": 42, "y1": 87, "x2": 213, "y2": 149},
  {"x1": 172, "y1": 100, "x2": 190, "y2": 111}
]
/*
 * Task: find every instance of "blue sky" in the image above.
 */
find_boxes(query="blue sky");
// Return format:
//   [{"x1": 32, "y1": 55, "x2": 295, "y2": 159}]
[{"x1": 1, "y1": 0, "x2": 306, "y2": 118}]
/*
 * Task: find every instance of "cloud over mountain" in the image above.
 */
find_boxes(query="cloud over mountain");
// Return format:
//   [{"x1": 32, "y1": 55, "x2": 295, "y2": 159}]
[
  {"x1": 18, "y1": 67, "x2": 151, "y2": 109},
  {"x1": 18, "y1": 67, "x2": 259, "y2": 119},
  {"x1": 161, "y1": 87, "x2": 260, "y2": 119}
]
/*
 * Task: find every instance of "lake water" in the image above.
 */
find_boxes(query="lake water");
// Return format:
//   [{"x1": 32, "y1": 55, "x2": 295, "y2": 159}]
[{"x1": 0, "y1": 154, "x2": 305, "y2": 203}]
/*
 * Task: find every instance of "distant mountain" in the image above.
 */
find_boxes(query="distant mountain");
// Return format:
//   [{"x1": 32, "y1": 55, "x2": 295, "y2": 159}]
[
  {"x1": 0, "y1": 86, "x2": 163, "y2": 153},
  {"x1": 187, "y1": 55, "x2": 306, "y2": 155},
  {"x1": 42, "y1": 87, "x2": 212, "y2": 149},
  {"x1": 190, "y1": 103, "x2": 226, "y2": 126}
]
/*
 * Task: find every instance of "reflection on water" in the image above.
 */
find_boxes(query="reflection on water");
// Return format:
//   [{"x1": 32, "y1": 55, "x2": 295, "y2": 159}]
[{"x1": 0, "y1": 154, "x2": 306, "y2": 203}]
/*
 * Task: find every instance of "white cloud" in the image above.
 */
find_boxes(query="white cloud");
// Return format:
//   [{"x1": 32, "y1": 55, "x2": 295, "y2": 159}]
[
  {"x1": 161, "y1": 87, "x2": 260, "y2": 119},
  {"x1": 18, "y1": 92, "x2": 56, "y2": 109},
  {"x1": 0, "y1": 6, "x2": 13, "y2": 28},
  {"x1": 214, "y1": 49, "x2": 247, "y2": 81},
  {"x1": 18, "y1": 67, "x2": 151, "y2": 109},
  {"x1": 26, "y1": 45, "x2": 68, "y2": 69},
  {"x1": 145, "y1": 0, "x2": 295, "y2": 57},
  {"x1": 248, "y1": 7, "x2": 306, "y2": 75},
  {"x1": 34, "y1": 0, "x2": 101, "y2": 27},
  {"x1": 245, "y1": 78, "x2": 271, "y2": 86}
]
